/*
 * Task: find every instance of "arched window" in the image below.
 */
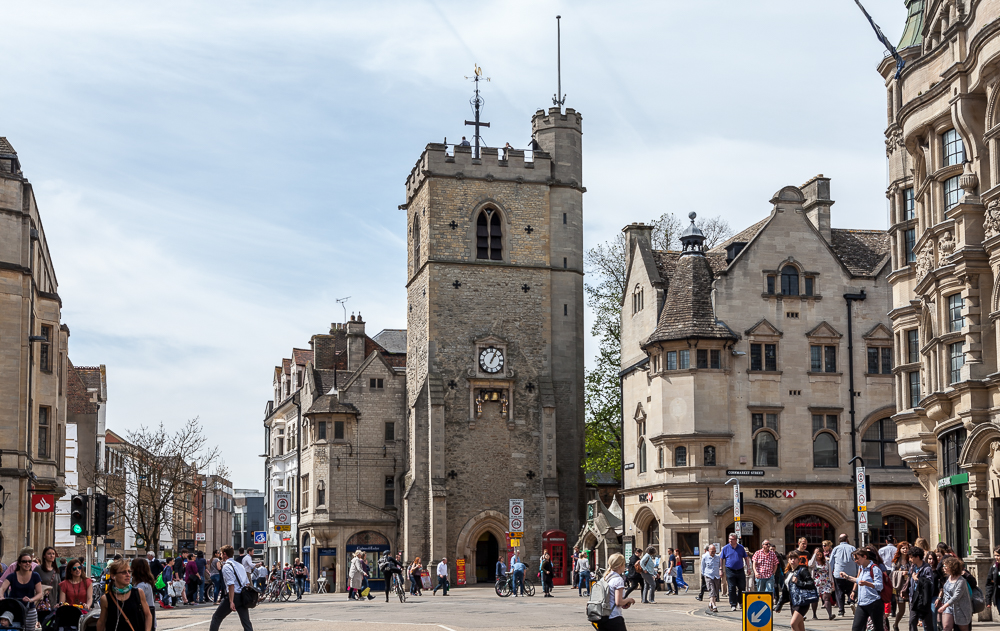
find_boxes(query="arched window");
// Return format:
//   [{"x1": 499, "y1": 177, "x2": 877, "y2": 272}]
[
  {"x1": 704, "y1": 446, "x2": 716, "y2": 467},
  {"x1": 813, "y1": 432, "x2": 838, "y2": 468},
  {"x1": 645, "y1": 520, "x2": 659, "y2": 549},
  {"x1": 674, "y1": 446, "x2": 687, "y2": 467},
  {"x1": 753, "y1": 431, "x2": 778, "y2": 467},
  {"x1": 638, "y1": 438, "x2": 647, "y2": 473},
  {"x1": 781, "y1": 265, "x2": 799, "y2": 296},
  {"x1": 412, "y1": 215, "x2": 421, "y2": 271},
  {"x1": 476, "y1": 208, "x2": 503, "y2": 260}
]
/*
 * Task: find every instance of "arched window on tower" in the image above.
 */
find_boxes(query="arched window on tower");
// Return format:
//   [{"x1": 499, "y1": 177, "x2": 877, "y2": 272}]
[
  {"x1": 477, "y1": 208, "x2": 503, "y2": 260},
  {"x1": 413, "y1": 215, "x2": 421, "y2": 272},
  {"x1": 781, "y1": 265, "x2": 799, "y2": 296}
]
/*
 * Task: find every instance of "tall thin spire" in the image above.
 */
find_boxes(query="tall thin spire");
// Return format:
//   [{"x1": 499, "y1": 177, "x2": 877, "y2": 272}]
[{"x1": 552, "y1": 15, "x2": 566, "y2": 110}]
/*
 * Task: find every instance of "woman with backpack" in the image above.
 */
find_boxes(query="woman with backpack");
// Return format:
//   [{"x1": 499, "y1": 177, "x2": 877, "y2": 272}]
[
  {"x1": 788, "y1": 552, "x2": 818, "y2": 631},
  {"x1": 937, "y1": 557, "x2": 972, "y2": 631},
  {"x1": 588, "y1": 553, "x2": 635, "y2": 631}
]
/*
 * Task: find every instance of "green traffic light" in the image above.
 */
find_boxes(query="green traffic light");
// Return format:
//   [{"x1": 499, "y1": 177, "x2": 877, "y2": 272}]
[{"x1": 71, "y1": 524, "x2": 82, "y2": 535}]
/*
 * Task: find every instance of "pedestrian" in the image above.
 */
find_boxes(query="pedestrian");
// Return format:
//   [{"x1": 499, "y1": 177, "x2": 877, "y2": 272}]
[
  {"x1": 496, "y1": 556, "x2": 507, "y2": 584},
  {"x1": 242, "y1": 549, "x2": 255, "y2": 578},
  {"x1": 809, "y1": 547, "x2": 835, "y2": 620},
  {"x1": 58, "y1": 559, "x2": 93, "y2": 609},
  {"x1": 160, "y1": 559, "x2": 174, "y2": 608},
  {"x1": 253, "y1": 564, "x2": 267, "y2": 593},
  {"x1": 638, "y1": 546, "x2": 657, "y2": 604},
  {"x1": 775, "y1": 552, "x2": 794, "y2": 613},
  {"x1": 195, "y1": 552, "x2": 207, "y2": 604},
  {"x1": 753, "y1": 540, "x2": 779, "y2": 594},
  {"x1": 592, "y1": 553, "x2": 635, "y2": 631},
  {"x1": 184, "y1": 553, "x2": 201, "y2": 605},
  {"x1": 147, "y1": 552, "x2": 165, "y2": 605},
  {"x1": 432, "y1": 558, "x2": 449, "y2": 596},
  {"x1": 892, "y1": 543, "x2": 912, "y2": 631},
  {"x1": 578, "y1": 554, "x2": 592, "y2": 597},
  {"x1": 788, "y1": 553, "x2": 818, "y2": 631},
  {"x1": 511, "y1": 557, "x2": 527, "y2": 597},
  {"x1": 830, "y1": 534, "x2": 858, "y2": 617},
  {"x1": 293, "y1": 558, "x2": 307, "y2": 600},
  {"x1": 986, "y1": 545, "x2": 1000, "y2": 613},
  {"x1": 37, "y1": 546, "x2": 60, "y2": 612},
  {"x1": 408, "y1": 557, "x2": 422, "y2": 596},
  {"x1": 356, "y1": 556, "x2": 374, "y2": 601},
  {"x1": 936, "y1": 557, "x2": 971, "y2": 631},
  {"x1": 880, "y1": 536, "x2": 899, "y2": 568},
  {"x1": 701, "y1": 544, "x2": 721, "y2": 614},
  {"x1": 914, "y1": 538, "x2": 930, "y2": 552},
  {"x1": 665, "y1": 548, "x2": 678, "y2": 595},
  {"x1": 540, "y1": 553, "x2": 554, "y2": 597},
  {"x1": 674, "y1": 555, "x2": 689, "y2": 594},
  {"x1": 132, "y1": 557, "x2": 157, "y2": 631},
  {"x1": 96, "y1": 559, "x2": 152, "y2": 631},
  {"x1": 839, "y1": 548, "x2": 883, "y2": 631},
  {"x1": 720, "y1": 534, "x2": 749, "y2": 612},
  {"x1": 623, "y1": 550, "x2": 642, "y2": 598},
  {"x1": 907, "y1": 547, "x2": 935, "y2": 631},
  {"x1": 348, "y1": 551, "x2": 366, "y2": 601},
  {"x1": 571, "y1": 547, "x2": 580, "y2": 593},
  {"x1": 2, "y1": 550, "x2": 45, "y2": 631},
  {"x1": 209, "y1": 551, "x2": 223, "y2": 604},
  {"x1": 208, "y1": 546, "x2": 253, "y2": 631}
]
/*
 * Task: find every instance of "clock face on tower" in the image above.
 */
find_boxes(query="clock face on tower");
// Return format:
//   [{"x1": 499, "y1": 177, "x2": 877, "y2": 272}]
[{"x1": 479, "y1": 347, "x2": 504, "y2": 374}]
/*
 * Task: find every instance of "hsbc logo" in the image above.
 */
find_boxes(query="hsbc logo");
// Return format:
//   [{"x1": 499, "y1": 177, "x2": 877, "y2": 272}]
[{"x1": 754, "y1": 489, "x2": 797, "y2": 499}]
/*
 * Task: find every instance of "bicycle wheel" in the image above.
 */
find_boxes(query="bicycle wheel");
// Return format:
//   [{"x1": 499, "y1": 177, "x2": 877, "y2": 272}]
[
  {"x1": 281, "y1": 582, "x2": 294, "y2": 601},
  {"x1": 524, "y1": 580, "x2": 535, "y2": 596},
  {"x1": 495, "y1": 578, "x2": 511, "y2": 597},
  {"x1": 394, "y1": 576, "x2": 407, "y2": 603}
]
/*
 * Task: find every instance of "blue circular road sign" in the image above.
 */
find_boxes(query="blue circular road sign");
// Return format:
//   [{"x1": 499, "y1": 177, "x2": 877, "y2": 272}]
[{"x1": 747, "y1": 600, "x2": 771, "y2": 628}]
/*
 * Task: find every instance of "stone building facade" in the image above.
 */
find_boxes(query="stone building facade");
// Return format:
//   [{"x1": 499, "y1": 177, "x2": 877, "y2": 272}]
[
  {"x1": 880, "y1": 0, "x2": 1000, "y2": 581},
  {"x1": 0, "y1": 137, "x2": 69, "y2": 555},
  {"x1": 402, "y1": 107, "x2": 586, "y2": 584},
  {"x1": 620, "y1": 179, "x2": 926, "y2": 567},
  {"x1": 264, "y1": 317, "x2": 407, "y2": 592}
]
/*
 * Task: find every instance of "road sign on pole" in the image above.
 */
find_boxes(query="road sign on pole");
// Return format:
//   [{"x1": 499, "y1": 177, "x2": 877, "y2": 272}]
[
  {"x1": 274, "y1": 491, "x2": 292, "y2": 532},
  {"x1": 509, "y1": 499, "x2": 524, "y2": 541},
  {"x1": 733, "y1": 482, "x2": 741, "y2": 542},
  {"x1": 743, "y1": 592, "x2": 773, "y2": 631},
  {"x1": 856, "y1": 466, "x2": 868, "y2": 535},
  {"x1": 253, "y1": 531, "x2": 267, "y2": 546}
]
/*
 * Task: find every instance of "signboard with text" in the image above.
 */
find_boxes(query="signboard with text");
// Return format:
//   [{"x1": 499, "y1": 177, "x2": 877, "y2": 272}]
[
  {"x1": 275, "y1": 491, "x2": 292, "y2": 530},
  {"x1": 456, "y1": 559, "x2": 466, "y2": 585},
  {"x1": 856, "y1": 467, "x2": 868, "y2": 533},
  {"x1": 509, "y1": 499, "x2": 524, "y2": 537}
]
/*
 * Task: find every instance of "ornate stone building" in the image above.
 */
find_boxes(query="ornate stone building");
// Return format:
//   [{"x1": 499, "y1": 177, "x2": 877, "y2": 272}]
[
  {"x1": 402, "y1": 107, "x2": 586, "y2": 584},
  {"x1": 620, "y1": 180, "x2": 926, "y2": 562},
  {"x1": 881, "y1": 0, "x2": 1000, "y2": 578},
  {"x1": 0, "y1": 137, "x2": 69, "y2": 555}
]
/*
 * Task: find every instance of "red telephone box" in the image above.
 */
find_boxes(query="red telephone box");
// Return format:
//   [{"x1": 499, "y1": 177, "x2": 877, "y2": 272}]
[{"x1": 543, "y1": 529, "x2": 569, "y2": 586}]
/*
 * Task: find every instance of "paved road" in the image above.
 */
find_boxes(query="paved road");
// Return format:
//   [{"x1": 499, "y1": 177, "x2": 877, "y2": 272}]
[{"x1": 151, "y1": 586, "x2": 939, "y2": 631}]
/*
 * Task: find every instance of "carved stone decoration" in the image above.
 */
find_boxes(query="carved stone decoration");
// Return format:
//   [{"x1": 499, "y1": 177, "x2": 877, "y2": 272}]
[
  {"x1": 989, "y1": 441, "x2": 1000, "y2": 480},
  {"x1": 885, "y1": 127, "x2": 903, "y2": 157},
  {"x1": 985, "y1": 200, "x2": 1000, "y2": 239},
  {"x1": 939, "y1": 231, "x2": 956, "y2": 257},
  {"x1": 960, "y1": 161, "x2": 979, "y2": 198},
  {"x1": 915, "y1": 241, "x2": 935, "y2": 279}
]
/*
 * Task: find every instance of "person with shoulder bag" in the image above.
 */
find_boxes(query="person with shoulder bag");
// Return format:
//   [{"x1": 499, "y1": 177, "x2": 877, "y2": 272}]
[
  {"x1": 587, "y1": 553, "x2": 635, "y2": 631},
  {"x1": 937, "y1": 557, "x2": 972, "y2": 631},
  {"x1": 96, "y1": 559, "x2": 151, "y2": 631},
  {"x1": 788, "y1": 553, "x2": 819, "y2": 631},
  {"x1": 907, "y1": 547, "x2": 935, "y2": 631},
  {"x1": 209, "y1": 546, "x2": 253, "y2": 631}
]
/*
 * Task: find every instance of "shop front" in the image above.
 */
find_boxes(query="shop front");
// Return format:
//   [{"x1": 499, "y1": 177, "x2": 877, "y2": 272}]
[
  {"x1": 940, "y1": 428, "x2": 970, "y2": 557},
  {"x1": 346, "y1": 531, "x2": 391, "y2": 592}
]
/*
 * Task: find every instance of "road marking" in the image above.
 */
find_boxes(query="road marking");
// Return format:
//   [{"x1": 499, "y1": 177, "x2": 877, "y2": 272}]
[
  {"x1": 439, "y1": 626, "x2": 458, "y2": 631},
  {"x1": 159, "y1": 622, "x2": 212, "y2": 631}
]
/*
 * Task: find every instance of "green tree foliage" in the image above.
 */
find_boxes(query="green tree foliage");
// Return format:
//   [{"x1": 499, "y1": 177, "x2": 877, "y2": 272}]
[{"x1": 583, "y1": 213, "x2": 733, "y2": 479}]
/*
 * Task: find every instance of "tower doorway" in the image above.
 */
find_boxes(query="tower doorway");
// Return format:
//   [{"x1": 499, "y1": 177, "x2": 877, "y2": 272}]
[{"x1": 476, "y1": 532, "x2": 500, "y2": 582}]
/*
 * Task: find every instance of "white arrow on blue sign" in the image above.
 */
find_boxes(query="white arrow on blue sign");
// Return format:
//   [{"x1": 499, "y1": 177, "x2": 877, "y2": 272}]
[
  {"x1": 253, "y1": 531, "x2": 267, "y2": 545},
  {"x1": 747, "y1": 600, "x2": 771, "y2": 628}
]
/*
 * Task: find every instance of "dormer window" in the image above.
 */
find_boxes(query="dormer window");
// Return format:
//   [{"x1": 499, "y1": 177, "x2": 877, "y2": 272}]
[
  {"x1": 780, "y1": 265, "x2": 799, "y2": 296},
  {"x1": 476, "y1": 208, "x2": 503, "y2": 260}
]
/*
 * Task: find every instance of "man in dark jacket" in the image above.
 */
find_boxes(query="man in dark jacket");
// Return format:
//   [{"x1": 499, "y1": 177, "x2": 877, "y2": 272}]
[
  {"x1": 147, "y1": 552, "x2": 165, "y2": 601},
  {"x1": 907, "y1": 547, "x2": 935, "y2": 631},
  {"x1": 196, "y1": 551, "x2": 208, "y2": 603},
  {"x1": 623, "y1": 551, "x2": 643, "y2": 598}
]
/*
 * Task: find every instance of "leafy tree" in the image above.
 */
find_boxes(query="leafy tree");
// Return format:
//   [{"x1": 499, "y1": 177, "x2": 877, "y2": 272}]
[{"x1": 583, "y1": 213, "x2": 733, "y2": 480}]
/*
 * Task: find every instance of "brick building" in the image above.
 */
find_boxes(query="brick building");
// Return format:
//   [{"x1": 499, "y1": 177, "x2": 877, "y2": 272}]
[
  {"x1": 264, "y1": 317, "x2": 406, "y2": 591},
  {"x1": 401, "y1": 106, "x2": 586, "y2": 585},
  {"x1": 619, "y1": 181, "x2": 925, "y2": 566}
]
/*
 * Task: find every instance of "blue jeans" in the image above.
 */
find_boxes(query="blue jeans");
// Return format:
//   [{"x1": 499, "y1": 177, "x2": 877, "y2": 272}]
[
  {"x1": 295, "y1": 576, "x2": 307, "y2": 598},
  {"x1": 755, "y1": 576, "x2": 775, "y2": 594},
  {"x1": 199, "y1": 579, "x2": 207, "y2": 602},
  {"x1": 675, "y1": 567, "x2": 688, "y2": 589},
  {"x1": 513, "y1": 569, "x2": 525, "y2": 595},
  {"x1": 211, "y1": 574, "x2": 223, "y2": 602},
  {"x1": 578, "y1": 570, "x2": 591, "y2": 595}
]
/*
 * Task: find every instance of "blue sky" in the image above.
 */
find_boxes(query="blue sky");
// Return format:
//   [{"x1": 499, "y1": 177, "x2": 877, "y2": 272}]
[{"x1": 2, "y1": 1, "x2": 908, "y2": 488}]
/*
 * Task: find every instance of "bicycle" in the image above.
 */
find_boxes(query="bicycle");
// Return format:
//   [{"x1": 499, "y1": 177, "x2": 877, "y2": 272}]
[
  {"x1": 391, "y1": 574, "x2": 407, "y2": 603},
  {"x1": 494, "y1": 572, "x2": 534, "y2": 597}
]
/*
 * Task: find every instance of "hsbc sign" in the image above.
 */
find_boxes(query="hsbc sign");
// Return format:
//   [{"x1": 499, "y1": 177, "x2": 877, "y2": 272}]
[{"x1": 754, "y1": 489, "x2": 797, "y2": 499}]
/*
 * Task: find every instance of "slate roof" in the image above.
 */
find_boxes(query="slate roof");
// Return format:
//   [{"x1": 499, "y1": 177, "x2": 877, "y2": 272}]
[
  {"x1": 645, "y1": 252, "x2": 737, "y2": 345},
  {"x1": 292, "y1": 348, "x2": 312, "y2": 366},
  {"x1": 829, "y1": 229, "x2": 890, "y2": 276},
  {"x1": 372, "y1": 329, "x2": 407, "y2": 354},
  {"x1": 0, "y1": 138, "x2": 15, "y2": 156},
  {"x1": 313, "y1": 369, "x2": 339, "y2": 393},
  {"x1": 710, "y1": 217, "x2": 769, "y2": 255},
  {"x1": 306, "y1": 393, "x2": 359, "y2": 415}
]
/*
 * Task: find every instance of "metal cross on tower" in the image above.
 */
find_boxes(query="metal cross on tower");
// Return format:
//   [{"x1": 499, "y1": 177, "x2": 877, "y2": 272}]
[{"x1": 464, "y1": 64, "x2": 491, "y2": 159}]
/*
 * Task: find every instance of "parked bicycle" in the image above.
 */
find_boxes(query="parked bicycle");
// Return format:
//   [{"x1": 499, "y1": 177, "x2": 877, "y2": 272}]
[
  {"x1": 494, "y1": 571, "x2": 535, "y2": 597},
  {"x1": 265, "y1": 576, "x2": 294, "y2": 602}
]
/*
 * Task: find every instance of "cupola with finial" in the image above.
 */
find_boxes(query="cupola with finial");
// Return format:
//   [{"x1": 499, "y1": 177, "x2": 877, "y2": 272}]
[{"x1": 680, "y1": 212, "x2": 706, "y2": 255}]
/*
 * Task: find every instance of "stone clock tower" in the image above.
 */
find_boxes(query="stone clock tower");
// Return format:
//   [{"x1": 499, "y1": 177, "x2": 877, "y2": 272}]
[{"x1": 402, "y1": 107, "x2": 585, "y2": 579}]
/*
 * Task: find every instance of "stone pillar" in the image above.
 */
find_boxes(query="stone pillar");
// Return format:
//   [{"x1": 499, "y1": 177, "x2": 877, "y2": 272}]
[{"x1": 965, "y1": 464, "x2": 991, "y2": 558}]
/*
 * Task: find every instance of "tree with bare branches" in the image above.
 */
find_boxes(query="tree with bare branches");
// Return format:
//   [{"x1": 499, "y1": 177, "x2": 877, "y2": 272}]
[{"x1": 93, "y1": 418, "x2": 227, "y2": 552}]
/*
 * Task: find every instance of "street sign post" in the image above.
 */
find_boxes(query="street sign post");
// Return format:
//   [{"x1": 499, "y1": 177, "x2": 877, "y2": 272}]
[
  {"x1": 253, "y1": 531, "x2": 267, "y2": 546},
  {"x1": 733, "y1": 482, "x2": 741, "y2": 542},
  {"x1": 275, "y1": 491, "x2": 292, "y2": 532},
  {"x1": 856, "y1": 466, "x2": 868, "y2": 538},
  {"x1": 743, "y1": 592, "x2": 773, "y2": 631},
  {"x1": 509, "y1": 499, "x2": 524, "y2": 545}
]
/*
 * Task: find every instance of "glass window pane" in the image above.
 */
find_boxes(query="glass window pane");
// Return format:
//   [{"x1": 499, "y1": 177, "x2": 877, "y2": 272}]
[
  {"x1": 667, "y1": 351, "x2": 677, "y2": 370},
  {"x1": 811, "y1": 346, "x2": 822, "y2": 372},
  {"x1": 697, "y1": 349, "x2": 708, "y2": 369},
  {"x1": 825, "y1": 346, "x2": 837, "y2": 372},
  {"x1": 861, "y1": 439, "x2": 882, "y2": 466},
  {"x1": 704, "y1": 446, "x2": 716, "y2": 467},
  {"x1": 767, "y1": 276, "x2": 775, "y2": 295},
  {"x1": 765, "y1": 344, "x2": 777, "y2": 371},
  {"x1": 950, "y1": 342, "x2": 964, "y2": 384},
  {"x1": 781, "y1": 266, "x2": 799, "y2": 296},
  {"x1": 754, "y1": 432, "x2": 778, "y2": 467},
  {"x1": 904, "y1": 188, "x2": 915, "y2": 220},
  {"x1": 867, "y1": 348, "x2": 879, "y2": 374},
  {"x1": 766, "y1": 414, "x2": 778, "y2": 430},
  {"x1": 945, "y1": 175, "x2": 962, "y2": 210},
  {"x1": 710, "y1": 349, "x2": 721, "y2": 369},
  {"x1": 804, "y1": 277, "x2": 813, "y2": 296},
  {"x1": 675, "y1": 446, "x2": 687, "y2": 467},
  {"x1": 812, "y1": 414, "x2": 823, "y2": 434},
  {"x1": 882, "y1": 347, "x2": 893, "y2": 374},
  {"x1": 750, "y1": 345, "x2": 762, "y2": 371},
  {"x1": 678, "y1": 350, "x2": 690, "y2": 369},
  {"x1": 752, "y1": 414, "x2": 763, "y2": 432},
  {"x1": 883, "y1": 441, "x2": 903, "y2": 468},
  {"x1": 907, "y1": 330, "x2": 919, "y2": 363},
  {"x1": 813, "y1": 433, "x2": 838, "y2": 468},
  {"x1": 826, "y1": 415, "x2": 838, "y2": 433},
  {"x1": 909, "y1": 371, "x2": 921, "y2": 408},
  {"x1": 905, "y1": 229, "x2": 916, "y2": 263}
]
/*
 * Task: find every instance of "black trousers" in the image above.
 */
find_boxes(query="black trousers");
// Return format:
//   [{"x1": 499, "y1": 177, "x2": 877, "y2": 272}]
[
  {"x1": 623, "y1": 575, "x2": 642, "y2": 598},
  {"x1": 908, "y1": 606, "x2": 936, "y2": 631},
  {"x1": 852, "y1": 601, "x2": 884, "y2": 631},
  {"x1": 592, "y1": 616, "x2": 627, "y2": 631},
  {"x1": 433, "y1": 576, "x2": 448, "y2": 594},
  {"x1": 725, "y1": 568, "x2": 746, "y2": 609},
  {"x1": 209, "y1": 599, "x2": 253, "y2": 631},
  {"x1": 835, "y1": 578, "x2": 854, "y2": 613}
]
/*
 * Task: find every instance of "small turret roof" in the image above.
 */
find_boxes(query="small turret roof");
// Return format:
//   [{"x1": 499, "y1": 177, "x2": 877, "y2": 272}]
[
  {"x1": 898, "y1": 0, "x2": 924, "y2": 49},
  {"x1": 643, "y1": 251, "x2": 737, "y2": 346}
]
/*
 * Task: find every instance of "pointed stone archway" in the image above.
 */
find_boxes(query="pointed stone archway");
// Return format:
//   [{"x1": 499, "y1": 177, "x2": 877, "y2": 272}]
[{"x1": 455, "y1": 510, "x2": 509, "y2": 585}]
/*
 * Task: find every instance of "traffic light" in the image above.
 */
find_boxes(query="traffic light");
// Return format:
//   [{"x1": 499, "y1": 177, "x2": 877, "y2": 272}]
[
  {"x1": 70, "y1": 495, "x2": 88, "y2": 536},
  {"x1": 93, "y1": 495, "x2": 109, "y2": 536}
]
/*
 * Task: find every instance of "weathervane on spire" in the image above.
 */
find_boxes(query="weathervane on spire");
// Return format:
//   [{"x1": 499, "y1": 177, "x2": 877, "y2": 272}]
[
  {"x1": 552, "y1": 15, "x2": 566, "y2": 110},
  {"x1": 464, "y1": 64, "x2": 491, "y2": 159}
]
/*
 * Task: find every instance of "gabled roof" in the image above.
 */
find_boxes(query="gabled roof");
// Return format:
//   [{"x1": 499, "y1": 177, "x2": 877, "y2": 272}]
[
  {"x1": 372, "y1": 329, "x2": 407, "y2": 354},
  {"x1": 292, "y1": 348, "x2": 312, "y2": 366},
  {"x1": 0, "y1": 138, "x2": 16, "y2": 156},
  {"x1": 305, "y1": 393, "x2": 359, "y2": 415},
  {"x1": 829, "y1": 229, "x2": 890, "y2": 277},
  {"x1": 644, "y1": 253, "x2": 738, "y2": 346}
]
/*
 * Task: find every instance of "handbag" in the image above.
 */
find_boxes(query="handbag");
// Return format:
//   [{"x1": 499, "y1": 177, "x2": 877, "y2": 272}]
[{"x1": 970, "y1": 581, "x2": 986, "y2": 614}]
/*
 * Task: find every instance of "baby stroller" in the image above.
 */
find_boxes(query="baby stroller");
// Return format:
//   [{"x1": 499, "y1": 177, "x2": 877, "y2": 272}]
[
  {"x1": 41, "y1": 605, "x2": 82, "y2": 631},
  {"x1": 77, "y1": 611, "x2": 98, "y2": 631},
  {"x1": 0, "y1": 598, "x2": 28, "y2": 630}
]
